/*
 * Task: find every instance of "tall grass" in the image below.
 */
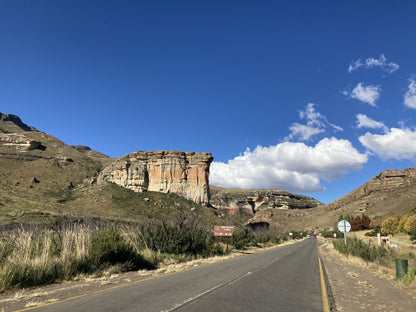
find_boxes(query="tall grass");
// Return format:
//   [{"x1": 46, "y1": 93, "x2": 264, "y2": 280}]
[
  {"x1": 0, "y1": 222, "x2": 287, "y2": 291},
  {"x1": 0, "y1": 224, "x2": 91, "y2": 291}
]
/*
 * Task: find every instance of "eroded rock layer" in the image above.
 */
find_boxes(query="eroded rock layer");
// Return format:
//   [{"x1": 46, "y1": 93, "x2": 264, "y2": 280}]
[
  {"x1": 325, "y1": 168, "x2": 416, "y2": 211},
  {"x1": 98, "y1": 151, "x2": 213, "y2": 204},
  {"x1": 210, "y1": 185, "x2": 322, "y2": 215}
]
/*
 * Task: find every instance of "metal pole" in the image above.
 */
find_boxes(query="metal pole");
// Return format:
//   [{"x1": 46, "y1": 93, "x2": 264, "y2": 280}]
[
  {"x1": 226, "y1": 237, "x2": 229, "y2": 255},
  {"x1": 344, "y1": 220, "x2": 347, "y2": 245}
]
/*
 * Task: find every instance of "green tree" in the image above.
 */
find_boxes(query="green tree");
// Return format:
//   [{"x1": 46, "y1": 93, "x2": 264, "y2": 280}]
[{"x1": 398, "y1": 215, "x2": 410, "y2": 233}]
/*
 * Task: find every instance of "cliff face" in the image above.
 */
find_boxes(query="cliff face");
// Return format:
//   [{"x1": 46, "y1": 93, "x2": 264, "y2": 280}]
[
  {"x1": 325, "y1": 168, "x2": 416, "y2": 211},
  {"x1": 210, "y1": 185, "x2": 322, "y2": 215},
  {"x1": 98, "y1": 151, "x2": 213, "y2": 204}
]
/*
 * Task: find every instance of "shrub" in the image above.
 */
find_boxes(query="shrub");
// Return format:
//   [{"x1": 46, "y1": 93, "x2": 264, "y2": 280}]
[
  {"x1": 409, "y1": 228, "x2": 416, "y2": 242},
  {"x1": 141, "y1": 223, "x2": 212, "y2": 256},
  {"x1": 333, "y1": 236, "x2": 387, "y2": 262},
  {"x1": 90, "y1": 227, "x2": 153, "y2": 270},
  {"x1": 321, "y1": 228, "x2": 342, "y2": 238},
  {"x1": 209, "y1": 244, "x2": 225, "y2": 256},
  {"x1": 365, "y1": 229, "x2": 378, "y2": 237},
  {"x1": 231, "y1": 227, "x2": 254, "y2": 250}
]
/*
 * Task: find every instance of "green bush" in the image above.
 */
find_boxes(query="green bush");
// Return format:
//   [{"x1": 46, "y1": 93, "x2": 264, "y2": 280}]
[
  {"x1": 320, "y1": 228, "x2": 342, "y2": 238},
  {"x1": 333, "y1": 236, "x2": 388, "y2": 263},
  {"x1": 90, "y1": 227, "x2": 153, "y2": 270},
  {"x1": 141, "y1": 223, "x2": 212, "y2": 256},
  {"x1": 209, "y1": 244, "x2": 225, "y2": 256},
  {"x1": 231, "y1": 227, "x2": 254, "y2": 250},
  {"x1": 410, "y1": 228, "x2": 416, "y2": 242},
  {"x1": 365, "y1": 229, "x2": 378, "y2": 237}
]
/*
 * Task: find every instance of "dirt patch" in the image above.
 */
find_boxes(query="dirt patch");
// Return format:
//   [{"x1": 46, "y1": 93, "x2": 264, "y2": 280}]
[{"x1": 319, "y1": 240, "x2": 416, "y2": 312}]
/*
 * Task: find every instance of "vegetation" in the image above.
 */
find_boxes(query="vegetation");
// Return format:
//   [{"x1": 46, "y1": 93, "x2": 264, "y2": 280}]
[
  {"x1": 333, "y1": 236, "x2": 416, "y2": 282},
  {"x1": 0, "y1": 220, "x2": 291, "y2": 292},
  {"x1": 380, "y1": 215, "x2": 416, "y2": 238}
]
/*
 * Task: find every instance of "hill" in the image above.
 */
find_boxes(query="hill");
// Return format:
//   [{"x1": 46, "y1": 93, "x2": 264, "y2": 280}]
[
  {"x1": 0, "y1": 113, "x2": 234, "y2": 227},
  {"x1": 261, "y1": 168, "x2": 416, "y2": 232},
  {"x1": 3, "y1": 112, "x2": 415, "y2": 232}
]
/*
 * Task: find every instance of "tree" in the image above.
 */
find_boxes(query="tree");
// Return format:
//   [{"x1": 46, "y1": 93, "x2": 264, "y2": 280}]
[
  {"x1": 404, "y1": 215, "x2": 416, "y2": 234},
  {"x1": 398, "y1": 215, "x2": 410, "y2": 233},
  {"x1": 381, "y1": 216, "x2": 400, "y2": 236},
  {"x1": 351, "y1": 214, "x2": 371, "y2": 231},
  {"x1": 338, "y1": 213, "x2": 354, "y2": 223}
]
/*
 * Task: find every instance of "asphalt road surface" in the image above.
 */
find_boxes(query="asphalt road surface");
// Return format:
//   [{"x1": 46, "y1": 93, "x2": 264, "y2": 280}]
[{"x1": 28, "y1": 239, "x2": 324, "y2": 312}]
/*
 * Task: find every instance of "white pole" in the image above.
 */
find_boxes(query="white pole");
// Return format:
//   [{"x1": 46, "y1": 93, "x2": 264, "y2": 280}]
[{"x1": 343, "y1": 220, "x2": 347, "y2": 245}]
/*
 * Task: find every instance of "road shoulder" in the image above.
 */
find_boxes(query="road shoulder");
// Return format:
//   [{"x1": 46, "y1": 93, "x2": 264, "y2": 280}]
[{"x1": 319, "y1": 241, "x2": 416, "y2": 312}]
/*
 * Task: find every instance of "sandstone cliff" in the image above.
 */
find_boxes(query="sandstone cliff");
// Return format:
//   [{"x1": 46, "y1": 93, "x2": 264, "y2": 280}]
[
  {"x1": 325, "y1": 168, "x2": 416, "y2": 211},
  {"x1": 97, "y1": 151, "x2": 213, "y2": 204},
  {"x1": 210, "y1": 185, "x2": 322, "y2": 215},
  {"x1": 0, "y1": 133, "x2": 41, "y2": 152}
]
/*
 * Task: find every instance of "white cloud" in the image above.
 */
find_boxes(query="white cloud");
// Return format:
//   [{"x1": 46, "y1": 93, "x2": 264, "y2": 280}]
[
  {"x1": 404, "y1": 79, "x2": 416, "y2": 109},
  {"x1": 359, "y1": 127, "x2": 416, "y2": 161},
  {"x1": 348, "y1": 83, "x2": 381, "y2": 107},
  {"x1": 348, "y1": 54, "x2": 399, "y2": 74},
  {"x1": 286, "y1": 103, "x2": 343, "y2": 141},
  {"x1": 348, "y1": 59, "x2": 363, "y2": 73},
  {"x1": 287, "y1": 123, "x2": 324, "y2": 141},
  {"x1": 356, "y1": 114, "x2": 388, "y2": 132},
  {"x1": 210, "y1": 138, "x2": 368, "y2": 193}
]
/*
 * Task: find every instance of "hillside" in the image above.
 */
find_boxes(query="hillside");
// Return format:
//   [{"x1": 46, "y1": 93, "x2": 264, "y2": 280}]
[
  {"x1": 2, "y1": 112, "x2": 415, "y2": 232},
  {"x1": 263, "y1": 168, "x2": 416, "y2": 232},
  {"x1": 0, "y1": 113, "x2": 235, "y2": 227}
]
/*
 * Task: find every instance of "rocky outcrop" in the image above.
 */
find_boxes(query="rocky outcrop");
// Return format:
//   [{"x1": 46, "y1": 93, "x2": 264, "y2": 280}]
[
  {"x1": 71, "y1": 145, "x2": 109, "y2": 159},
  {"x1": 210, "y1": 185, "x2": 322, "y2": 215},
  {"x1": 0, "y1": 133, "x2": 41, "y2": 152},
  {"x1": 97, "y1": 151, "x2": 213, "y2": 204},
  {"x1": 325, "y1": 168, "x2": 416, "y2": 211},
  {"x1": 0, "y1": 113, "x2": 33, "y2": 132}
]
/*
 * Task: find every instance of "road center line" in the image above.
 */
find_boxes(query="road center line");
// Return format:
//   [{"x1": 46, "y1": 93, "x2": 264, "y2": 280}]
[{"x1": 160, "y1": 271, "x2": 252, "y2": 312}]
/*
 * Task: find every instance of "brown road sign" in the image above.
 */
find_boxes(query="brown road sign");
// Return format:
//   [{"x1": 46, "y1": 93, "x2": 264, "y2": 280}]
[{"x1": 214, "y1": 226, "x2": 235, "y2": 237}]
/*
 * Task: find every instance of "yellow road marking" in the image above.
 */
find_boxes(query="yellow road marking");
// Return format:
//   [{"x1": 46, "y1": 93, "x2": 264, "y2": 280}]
[{"x1": 318, "y1": 250, "x2": 330, "y2": 312}]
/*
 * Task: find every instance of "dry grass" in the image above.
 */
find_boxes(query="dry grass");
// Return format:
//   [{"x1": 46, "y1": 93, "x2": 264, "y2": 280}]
[{"x1": 320, "y1": 236, "x2": 416, "y2": 297}]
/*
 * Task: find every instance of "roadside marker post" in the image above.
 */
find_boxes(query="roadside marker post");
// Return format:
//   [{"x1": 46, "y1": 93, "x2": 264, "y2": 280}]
[
  {"x1": 214, "y1": 226, "x2": 235, "y2": 255},
  {"x1": 337, "y1": 220, "x2": 351, "y2": 245}
]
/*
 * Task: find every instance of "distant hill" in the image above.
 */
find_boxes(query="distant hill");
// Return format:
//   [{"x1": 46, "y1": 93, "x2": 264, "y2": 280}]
[
  {"x1": 322, "y1": 168, "x2": 416, "y2": 218},
  {"x1": 263, "y1": 168, "x2": 416, "y2": 232}
]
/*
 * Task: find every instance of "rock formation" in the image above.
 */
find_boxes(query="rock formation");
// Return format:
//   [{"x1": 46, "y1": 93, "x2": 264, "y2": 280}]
[
  {"x1": 325, "y1": 168, "x2": 416, "y2": 211},
  {"x1": 98, "y1": 151, "x2": 213, "y2": 204},
  {"x1": 0, "y1": 133, "x2": 41, "y2": 152},
  {"x1": 71, "y1": 145, "x2": 109, "y2": 159},
  {"x1": 0, "y1": 113, "x2": 34, "y2": 132},
  {"x1": 210, "y1": 185, "x2": 322, "y2": 215}
]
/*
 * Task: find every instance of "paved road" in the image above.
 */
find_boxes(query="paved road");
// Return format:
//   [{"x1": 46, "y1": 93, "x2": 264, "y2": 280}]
[{"x1": 29, "y1": 239, "x2": 323, "y2": 312}]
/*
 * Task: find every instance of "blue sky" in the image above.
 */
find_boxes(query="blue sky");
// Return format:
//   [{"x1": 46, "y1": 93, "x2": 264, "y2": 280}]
[{"x1": 1, "y1": 1, "x2": 416, "y2": 203}]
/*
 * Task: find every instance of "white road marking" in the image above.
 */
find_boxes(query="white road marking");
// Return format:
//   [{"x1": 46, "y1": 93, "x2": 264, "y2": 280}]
[{"x1": 160, "y1": 272, "x2": 252, "y2": 312}]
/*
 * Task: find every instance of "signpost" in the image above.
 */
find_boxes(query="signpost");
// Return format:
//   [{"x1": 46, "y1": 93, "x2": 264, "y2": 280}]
[
  {"x1": 214, "y1": 226, "x2": 235, "y2": 255},
  {"x1": 337, "y1": 220, "x2": 351, "y2": 245}
]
